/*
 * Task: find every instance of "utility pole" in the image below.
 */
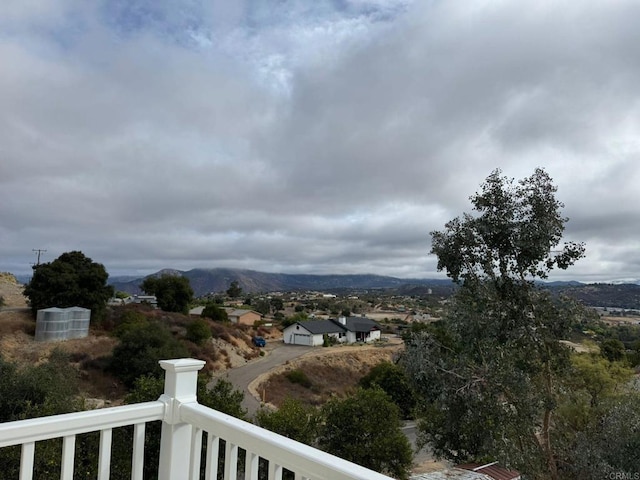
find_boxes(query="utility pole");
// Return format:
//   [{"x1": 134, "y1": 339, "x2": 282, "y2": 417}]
[{"x1": 32, "y1": 249, "x2": 47, "y2": 266}]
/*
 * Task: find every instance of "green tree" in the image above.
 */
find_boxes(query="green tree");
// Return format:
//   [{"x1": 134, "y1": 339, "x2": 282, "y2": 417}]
[
  {"x1": 109, "y1": 321, "x2": 189, "y2": 387},
  {"x1": 253, "y1": 299, "x2": 271, "y2": 316},
  {"x1": 201, "y1": 302, "x2": 229, "y2": 322},
  {"x1": 560, "y1": 394, "x2": 640, "y2": 479},
  {"x1": 186, "y1": 318, "x2": 212, "y2": 345},
  {"x1": 281, "y1": 312, "x2": 308, "y2": 329},
  {"x1": 404, "y1": 169, "x2": 585, "y2": 479},
  {"x1": 199, "y1": 377, "x2": 247, "y2": 420},
  {"x1": 566, "y1": 353, "x2": 633, "y2": 408},
  {"x1": 24, "y1": 251, "x2": 114, "y2": 321},
  {"x1": 255, "y1": 398, "x2": 320, "y2": 445},
  {"x1": 141, "y1": 274, "x2": 193, "y2": 314},
  {"x1": 270, "y1": 297, "x2": 284, "y2": 313},
  {"x1": 551, "y1": 352, "x2": 636, "y2": 480},
  {"x1": 0, "y1": 349, "x2": 80, "y2": 422},
  {"x1": 359, "y1": 361, "x2": 417, "y2": 419},
  {"x1": 318, "y1": 388, "x2": 413, "y2": 479},
  {"x1": 0, "y1": 351, "x2": 82, "y2": 479},
  {"x1": 226, "y1": 280, "x2": 243, "y2": 298},
  {"x1": 599, "y1": 338, "x2": 626, "y2": 362}
]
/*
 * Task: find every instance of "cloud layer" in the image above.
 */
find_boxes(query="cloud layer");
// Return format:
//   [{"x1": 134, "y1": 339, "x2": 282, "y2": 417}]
[{"x1": 2, "y1": 0, "x2": 640, "y2": 282}]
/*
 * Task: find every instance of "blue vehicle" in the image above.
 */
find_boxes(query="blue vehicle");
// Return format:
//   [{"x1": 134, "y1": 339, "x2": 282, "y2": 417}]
[{"x1": 252, "y1": 336, "x2": 266, "y2": 347}]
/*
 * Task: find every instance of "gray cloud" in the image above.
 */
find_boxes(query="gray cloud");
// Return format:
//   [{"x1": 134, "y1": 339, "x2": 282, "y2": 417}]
[{"x1": 2, "y1": 0, "x2": 640, "y2": 282}]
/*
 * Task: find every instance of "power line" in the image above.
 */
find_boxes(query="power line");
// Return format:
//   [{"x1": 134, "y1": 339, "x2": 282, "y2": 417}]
[{"x1": 32, "y1": 249, "x2": 47, "y2": 266}]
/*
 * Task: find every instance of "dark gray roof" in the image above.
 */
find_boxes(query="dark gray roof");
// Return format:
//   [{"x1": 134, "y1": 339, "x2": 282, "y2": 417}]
[
  {"x1": 340, "y1": 316, "x2": 381, "y2": 333},
  {"x1": 296, "y1": 320, "x2": 347, "y2": 335},
  {"x1": 294, "y1": 317, "x2": 380, "y2": 335}
]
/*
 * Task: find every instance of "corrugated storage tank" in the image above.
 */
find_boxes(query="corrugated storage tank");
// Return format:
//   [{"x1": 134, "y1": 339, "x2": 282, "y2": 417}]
[
  {"x1": 35, "y1": 307, "x2": 69, "y2": 342},
  {"x1": 67, "y1": 306, "x2": 91, "y2": 339}
]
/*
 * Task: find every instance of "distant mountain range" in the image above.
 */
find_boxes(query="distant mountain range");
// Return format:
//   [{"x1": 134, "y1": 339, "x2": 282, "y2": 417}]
[
  {"x1": 108, "y1": 268, "x2": 456, "y2": 297},
  {"x1": 107, "y1": 268, "x2": 640, "y2": 309}
]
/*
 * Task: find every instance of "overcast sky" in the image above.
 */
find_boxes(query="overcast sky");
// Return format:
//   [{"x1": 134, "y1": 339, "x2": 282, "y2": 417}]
[{"x1": 2, "y1": 0, "x2": 640, "y2": 282}]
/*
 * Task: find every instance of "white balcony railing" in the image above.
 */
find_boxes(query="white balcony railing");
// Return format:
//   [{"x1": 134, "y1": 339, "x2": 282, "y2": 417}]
[{"x1": 0, "y1": 358, "x2": 395, "y2": 480}]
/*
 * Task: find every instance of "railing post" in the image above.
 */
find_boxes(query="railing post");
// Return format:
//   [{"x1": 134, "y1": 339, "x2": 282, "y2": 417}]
[{"x1": 158, "y1": 359, "x2": 206, "y2": 480}]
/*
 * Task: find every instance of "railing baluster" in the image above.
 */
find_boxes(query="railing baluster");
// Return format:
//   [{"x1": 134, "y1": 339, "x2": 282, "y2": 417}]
[
  {"x1": 189, "y1": 427, "x2": 203, "y2": 480},
  {"x1": 131, "y1": 423, "x2": 146, "y2": 480},
  {"x1": 245, "y1": 451, "x2": 259, "y2": 480},
  {"x1": 98, "y1": 428, "x2": 112, "y2": 480},
  {"x1": 269, "y1": 461, "x2": 283, "y2": 480},
  {"x1": 60, "y1": 435, "x2": 76, "y2": 480},
  {"x1": 205, "y1": 433, "x2": 219, "y2": 480},
  {"x1": 19, "y1": 441, "x2": 35, "y2": 480},
  {"x1": 224, "y1": 441, "x2": 238, "y2": 480},
  {"x1": 0, "y1": 359, "x2": 398, "y2": 480}
]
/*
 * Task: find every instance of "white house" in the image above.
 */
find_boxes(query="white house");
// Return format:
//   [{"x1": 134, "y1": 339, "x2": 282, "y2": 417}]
[{"x1": 283, "y1": 316, "x2": 381, "y2": 346}]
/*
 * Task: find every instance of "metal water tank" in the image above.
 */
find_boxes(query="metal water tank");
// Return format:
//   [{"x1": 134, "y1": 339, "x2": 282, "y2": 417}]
[
  {"x1": 35, "y1": 307, "x2": 69, "y2": 342},
  {"x1": 67, "y1": 306, "x2": 91, "y2": 339}
]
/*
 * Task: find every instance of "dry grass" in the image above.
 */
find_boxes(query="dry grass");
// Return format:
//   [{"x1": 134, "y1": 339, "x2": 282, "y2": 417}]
[
  {"x1": 0, "y1": 275, "x2": 266, "y2": 402},
  {"x1": 0, "y1": 272, "x2": 28, "y2": 307},
  {"x1": 256, "y1": 347, "x2": 401, "y2": 408}
]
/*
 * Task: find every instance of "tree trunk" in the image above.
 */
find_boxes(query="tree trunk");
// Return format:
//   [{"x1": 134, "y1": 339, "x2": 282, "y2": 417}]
[
  {"x1": 541, "y1": 407, "x2": 559, "y2": 480},
  {"x1": 541, "y1": 349, "x2": 559, "y2": 480}
]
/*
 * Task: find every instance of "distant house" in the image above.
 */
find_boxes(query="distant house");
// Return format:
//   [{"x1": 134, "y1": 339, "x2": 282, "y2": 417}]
[
  {"x1": 189, "y1": 306, "x2": 206, "y2": 316},
  {"x1": 225, "y1": 309, "x2": 262, "y2": 326},
  {"x1": 283, "y1": 316, "x2": 381, "y2": 346}
]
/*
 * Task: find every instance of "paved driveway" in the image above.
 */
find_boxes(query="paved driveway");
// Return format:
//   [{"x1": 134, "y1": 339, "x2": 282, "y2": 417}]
[{"x1": 213, "y1": 341, "x2": 314, "y2": 417}]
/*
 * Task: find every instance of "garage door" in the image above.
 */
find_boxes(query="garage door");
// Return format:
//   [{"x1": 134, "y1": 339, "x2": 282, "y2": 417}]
[{"x1": 293, "y1": 333, "x2": 311, "y2": 345}]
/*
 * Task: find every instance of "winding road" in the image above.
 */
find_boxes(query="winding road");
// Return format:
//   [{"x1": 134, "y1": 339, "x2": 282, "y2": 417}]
[
  {"x1": 210, "y1": 338, "x2": 441, "y2": 473},
  {"x1": 213, "y1": 341, "x2": 315, "y2": 415}
]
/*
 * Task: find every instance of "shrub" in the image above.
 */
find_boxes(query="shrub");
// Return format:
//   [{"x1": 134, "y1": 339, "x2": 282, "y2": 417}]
[
  {"x1": 285, "y1": 369, "x2": 312, "y2": 388},
  {"x1": 109, "y1": 322, "x2": 189, "y2": 388},
  {"x1": 201, "y1": 303, "x2": 228, "y2": 322},
  {"x1": 186, "y1": 319, "x2": 211, "y2": 345},
  {"x1": 112, "y1": 310, "x2": 148, "y2": 338},
  {"x1": 255, "y1": 397, "x2": 319, "y2": 444}
]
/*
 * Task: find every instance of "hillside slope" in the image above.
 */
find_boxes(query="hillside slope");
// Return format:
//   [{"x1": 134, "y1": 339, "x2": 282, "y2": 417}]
[{"x1": 0, "y1": 272, "x2": 27, "y2": 307}]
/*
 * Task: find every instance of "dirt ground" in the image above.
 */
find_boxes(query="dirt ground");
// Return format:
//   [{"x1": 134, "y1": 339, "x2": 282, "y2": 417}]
[
  {"x1": 0, "y1": 272, "x2": 27, "y2": 307},
  {"x1": 251, "y1": 340, "x2": 404, "y2": 408}
]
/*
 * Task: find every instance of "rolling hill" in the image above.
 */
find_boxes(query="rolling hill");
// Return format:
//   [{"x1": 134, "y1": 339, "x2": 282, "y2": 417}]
[{"x1": 108, "y1": 268, "x2": 454, "y2": 297}]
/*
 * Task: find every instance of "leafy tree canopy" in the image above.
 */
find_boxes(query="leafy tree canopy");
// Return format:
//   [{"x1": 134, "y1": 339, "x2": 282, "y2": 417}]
[
  {"x1": 226, "y1": 280, "x2": 243, "y2": 298},
  {"x1": 359, "y1": 361, "x2": 417, "y2": 419},
  {"x1": 431, "y1": 168, "x2": 584, "y2": 284},
  {"x1": 24, "y1": 250, "x2": 114, "y2": 320},
  {"x1": 404, "y1": 169, "x2": 587, "y2": 479},
  {"x1": 185, "y1": 318, "x2": 212, "y2": 345},
  {"x1": 0, "y1": 351, "x2": 82, "y2": 478},
  {"x1": 282, "y1": 312, "x2": 308, "y2": 329},
  {"x1": 0, "y1": 349, "x2": 80, "y2": 422},
  {"x1": 201, "y1": 302, "x2": 229, "y2": 322},
  {"x1": 141, "y1": 274, "x2": 193, "y2": 314},
  {"x1": 199, "y1": 376, "x2": 248, "y2": 420},
  {"x1": 318, "y1": 388, "x2": 413, "y2": 480},
  {"x1": 109, "y1": 321, "x2": 189, "y2": 387},
  {"x1": 255, "y1": 397, "x2": 320, "y2": 445},
  {"x1": 599, "y1": 338, "x2": 626, "y2": 362}
]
